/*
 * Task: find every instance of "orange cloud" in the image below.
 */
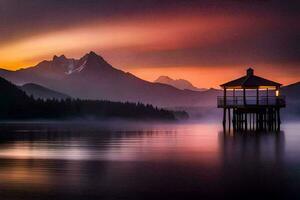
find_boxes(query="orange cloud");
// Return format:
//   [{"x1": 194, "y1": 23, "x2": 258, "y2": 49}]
[{"x1": 0, "y1": 12, "x2": 261, "y2": 69}]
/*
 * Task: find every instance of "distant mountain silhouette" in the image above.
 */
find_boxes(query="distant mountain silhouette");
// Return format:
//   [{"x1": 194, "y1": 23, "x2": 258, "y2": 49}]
[
  {"x1": 282, "y1": 82, "x2": 300, "y2": 101},
  {"x1": 0, "y1": 51, "x2": 221, "y2": 107},
  {"x1": 154, "y1": 76, "x2": 206, "y2": 91},
  {"x1": 20, "y1": 83, "x2": 70, "y2": 100},
  {"x1": 281, "y1": 82, "x2": 300, "y2": 118},
  {"x1": 0, "y1": 76, "x2": 177, "y2": 120}
]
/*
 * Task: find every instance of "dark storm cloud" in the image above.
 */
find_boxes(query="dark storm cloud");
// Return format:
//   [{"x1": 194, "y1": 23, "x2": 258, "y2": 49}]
[{"x1": 0, "y1": 0, "x2": 299, "y2": 43}]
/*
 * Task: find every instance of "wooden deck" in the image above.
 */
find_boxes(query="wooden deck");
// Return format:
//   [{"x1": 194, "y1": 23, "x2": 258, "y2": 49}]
[{"x1": 217, "y1": 96, "x2": 286, "y2": 108}]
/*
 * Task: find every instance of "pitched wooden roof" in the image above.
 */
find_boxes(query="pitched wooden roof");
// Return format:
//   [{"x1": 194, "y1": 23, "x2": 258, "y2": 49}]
[{"x1": 220, "y1": 68, "x2": 282, "y2": 89}]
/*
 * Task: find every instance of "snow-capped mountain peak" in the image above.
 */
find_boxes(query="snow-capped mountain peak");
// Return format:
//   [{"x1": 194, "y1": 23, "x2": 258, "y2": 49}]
[{"x1": 66, "y1": 60, "x2": 87, "y2": 75}]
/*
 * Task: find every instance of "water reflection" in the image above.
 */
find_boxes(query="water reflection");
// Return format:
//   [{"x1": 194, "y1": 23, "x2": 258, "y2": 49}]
[
  {"x1": 220, "y1": 130, "x2": 285, "y2": 164},
  {"x1": 219, "y1": 131, "x2": 287, "y2": 199},
  {"x1": 0, "y1": 122, "x2": 299, "y2": 199},
  {"x1": 0, "y1": 122, "x2": 221, "y2": 163}
]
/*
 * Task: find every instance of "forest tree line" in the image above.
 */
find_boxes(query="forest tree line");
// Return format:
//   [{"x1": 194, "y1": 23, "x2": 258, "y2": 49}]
[{"x1": 0, "y1": 77, "x2": 187, "y2": 120}]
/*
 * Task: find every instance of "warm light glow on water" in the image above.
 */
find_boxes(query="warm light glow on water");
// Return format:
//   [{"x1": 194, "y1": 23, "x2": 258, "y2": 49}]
[
  {"x1": 0, "y1": 124, "x2": 220, "y2": 163},
  {"x1": 0, "y1": 122, "x2": 299, "y2": 199}
]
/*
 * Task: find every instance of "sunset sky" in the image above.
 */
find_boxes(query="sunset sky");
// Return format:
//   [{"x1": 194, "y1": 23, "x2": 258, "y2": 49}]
[{"x1": 0, "y1": 0, "x2": 299, "y2": 88}]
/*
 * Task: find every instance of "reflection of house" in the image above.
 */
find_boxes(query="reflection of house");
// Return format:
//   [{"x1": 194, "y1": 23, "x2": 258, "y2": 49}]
[{"x1": 218, "y1": 68, "x2": 285, "y2": 131}]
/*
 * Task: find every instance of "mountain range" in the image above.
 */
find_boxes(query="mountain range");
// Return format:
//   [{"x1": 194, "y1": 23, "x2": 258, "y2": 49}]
[
  {"x1": 1, "y1": 51, "x2": 299, "y2": 115},
  {"x1": 0, "y1": 52, "x2": 220, "y2": 107},
  {"x1": 154, "y1": 76, "x2": 206, "y2": 91}
]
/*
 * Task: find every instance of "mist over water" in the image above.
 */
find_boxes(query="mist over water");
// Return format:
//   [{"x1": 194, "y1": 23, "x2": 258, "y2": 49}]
[{"x1": 0, "y1": 121, "x2": 299, "y2": 199}]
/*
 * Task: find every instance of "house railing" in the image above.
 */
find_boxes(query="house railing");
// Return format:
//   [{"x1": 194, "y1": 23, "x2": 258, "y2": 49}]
[{"x1": 217, "y1": 96, "x2": 286, "y2": 107}]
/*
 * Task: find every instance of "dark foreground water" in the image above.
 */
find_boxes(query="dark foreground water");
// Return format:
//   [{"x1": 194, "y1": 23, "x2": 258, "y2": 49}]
[{"x1": 0, "y1": 121, "x2": 299, "y2": 200}]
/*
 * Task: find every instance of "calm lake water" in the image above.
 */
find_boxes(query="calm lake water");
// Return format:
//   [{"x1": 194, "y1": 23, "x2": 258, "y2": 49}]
[{"x1": 0, "y1": 121, "x2": 299, "y2": 200}]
